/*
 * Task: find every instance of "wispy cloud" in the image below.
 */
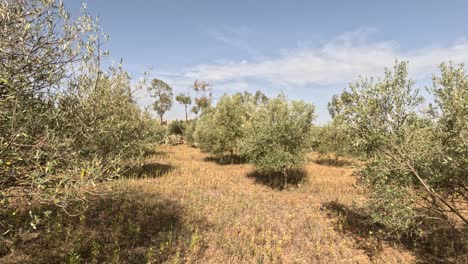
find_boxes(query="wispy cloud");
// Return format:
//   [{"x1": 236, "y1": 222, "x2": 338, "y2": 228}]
[
  {"x1": 206, "y1": 25, "x2": 263, "y2": 58},
  {"x1": 182, "y1": 28, "x2": 468, "y2": 88}
]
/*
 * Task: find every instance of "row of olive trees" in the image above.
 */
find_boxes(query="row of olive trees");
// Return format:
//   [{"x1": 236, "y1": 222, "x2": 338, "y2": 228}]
[
  {"x1": 328, "y1": 61, "x2": 467, "y2": 244},
  {"x1": 192, "y1": 91, "x2": 315, "y2": 184},
  {"x1": 0, "y1": 0, "x2": 164, "y2": 212}
]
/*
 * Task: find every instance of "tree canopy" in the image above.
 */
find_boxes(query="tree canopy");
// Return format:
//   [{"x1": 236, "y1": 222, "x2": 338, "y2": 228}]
[{"x1": 149, "y1": 78, "x2": 173, "y2": 123}]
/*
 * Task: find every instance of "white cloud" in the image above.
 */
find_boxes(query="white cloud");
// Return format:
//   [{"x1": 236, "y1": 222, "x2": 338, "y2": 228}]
[
  {"x1": 182, "y1": 28, "x2": 468, "y2": 88},
  {"x1": 132, "y1": 28, "x2": 468, "y2": 121}
]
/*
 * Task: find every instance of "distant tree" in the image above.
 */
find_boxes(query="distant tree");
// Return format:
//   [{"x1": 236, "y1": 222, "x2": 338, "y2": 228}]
[
  {"x1": 149, "y1": 78, "x2": 173, "y2": 123},
  {"x1": 175, "y1": 93, "x2": 192, "y2": 123},
  {"x1": 253, "y1": 90, "x2": 269, "y2": 105},
  {"x1": 191, "y1": 80, "x2": 212, "y2": 115},
  {"x1": 237, "y1": 90, "x2": 269, "y2": 106}
]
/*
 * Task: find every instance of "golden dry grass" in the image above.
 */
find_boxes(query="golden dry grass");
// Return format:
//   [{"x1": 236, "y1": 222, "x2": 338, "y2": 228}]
[
  {"x1": 120, "y1": 144, "x2": 415, "y2": 263},
  {"x1": 1, "y1": 144, "x2": 421, "y2": 263}
]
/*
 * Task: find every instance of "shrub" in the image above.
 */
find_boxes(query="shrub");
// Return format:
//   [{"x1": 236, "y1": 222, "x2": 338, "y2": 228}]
[
  {"x1": 169, "y1": 120, "x2": 187, "y2": 135},
  {"x1": 183, "y1": 119, "x2": 198, "y2": 144},
  {"x1": 242, "y1": 95, "x2": 315, "y2": 183},
  {"x1": 0, "y1": 0, "x2": 163, "y2": 214},
  {"x1": 309, "y1": 120, "x2": 349, "y2": 158},
  {"x1": 332, "y1": 61, "x2": 467, "y2": 245},
  {"x1": 429, "y1": 63, "x2": 467, "y2": 206},
  {"x1": 194, "y1": 93, "x2": 253, "y2": 157}
]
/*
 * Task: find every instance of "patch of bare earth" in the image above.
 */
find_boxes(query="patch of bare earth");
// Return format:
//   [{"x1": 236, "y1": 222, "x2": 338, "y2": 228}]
[{"x1": 123, "y1": 145, "x2": 415, "y2": 263}]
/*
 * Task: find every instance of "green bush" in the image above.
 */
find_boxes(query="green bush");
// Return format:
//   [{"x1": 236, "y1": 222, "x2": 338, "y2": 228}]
[
  {"x1": 309, "y1": 120, "x2": 349, "y2": 158},
  {"x1": 0, "y1": 0, "x2": 163, "y2": 213},
  {"x1": 169, "y1": 120, "x2": 187, "y2": 135},
  {"x1": 332, "y1": 61, "x2": 467, "y2": 247},
  {"x1": 242, "y1": 95, "x2": 315, "y2": 181},
  {"x1": 183, "y1": 119, "x2": 198, "y2": 144},
  {"x1": 194, "y1": 93, "x2": 254, "y2": 156}
]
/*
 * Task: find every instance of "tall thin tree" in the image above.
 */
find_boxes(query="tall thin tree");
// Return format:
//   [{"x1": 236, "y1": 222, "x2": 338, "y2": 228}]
[
  {"x1": 149, "y1": 78, "x2": 173, "y2": 123},
  {"x1": 175, "y1": 93, "x2": 192, "y2": 123}
]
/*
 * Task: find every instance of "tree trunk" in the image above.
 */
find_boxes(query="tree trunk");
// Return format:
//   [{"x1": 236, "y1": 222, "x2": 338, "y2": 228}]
[
  {"x1": 385, "y1": 148, "x2": 468, "y2": 225},
  {"x1": 283, "y1": 169, "x2": 288, "y2": 189},
  {"x1": 160, "y1": 114, "x2": 164, "y2": 124},
  {"x1": 185, "y1": 105, "x2": 188, "y2": 123}
]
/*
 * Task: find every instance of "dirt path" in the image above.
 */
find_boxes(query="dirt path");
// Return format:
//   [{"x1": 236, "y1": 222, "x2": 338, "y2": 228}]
[{"x1": 123, "y1": 145, "x2": 415, "y2": 263}]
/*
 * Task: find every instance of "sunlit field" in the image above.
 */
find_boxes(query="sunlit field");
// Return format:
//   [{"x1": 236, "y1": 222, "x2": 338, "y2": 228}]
[
  {"x1": 1, "y1": 1, "x2": 467, "y2": 263},
  {"x1": 2, "y1": 144, "x2": 423, "y2": 263}
]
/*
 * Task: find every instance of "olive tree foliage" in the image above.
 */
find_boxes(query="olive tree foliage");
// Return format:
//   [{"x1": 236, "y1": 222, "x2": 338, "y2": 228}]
[
  {"x1": 242, "y1": 95, "x2": 315, "y2": 178},
  {"x1": 327, "y1": 91, "x2": 353, "y2": 119},
  {"x1": 333, "y1": 61, "x2": 467, "y2": 236},
  {"x1": 308, "y1": 91, "x2": 355, "y2": 157},
  {"x1": 168, "y1": 119, "x2": 187, "y2": 135},
  {"x1": 194, "y1": 92, "x2": 255, "y2": 157},
  {"x1": 0, "y1": 0, "x2": 163, "y2": 213},
  {"x1": 1, "y1": 0, "x2": 97, "y2": 195},
  {"x1": 149, "y1": 78, "x2": 173, "y2": 123},
  {"x1": 428, "y1": 63, "x2": 467, "y2": 203},
  {"x1": 309, "y1": 121, "x2": 349, "y2": 158},
  {"x1": 175, "y1": 93, "x2": 191, "y2": 123},
  {"x1": 183, "y1": 119, "x2": 198, "y2": 144}
]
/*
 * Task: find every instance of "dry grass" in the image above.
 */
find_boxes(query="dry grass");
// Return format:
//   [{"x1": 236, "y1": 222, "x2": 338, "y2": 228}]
[
  {"x1": 1, "y1": 145, "x2": 421, "y2": 263},
  {"x1": 122, "y1": 145, "x2": 415, "y2": 263}
]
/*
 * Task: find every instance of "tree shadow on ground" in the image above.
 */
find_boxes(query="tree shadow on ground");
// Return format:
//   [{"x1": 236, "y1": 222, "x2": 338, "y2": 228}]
[
  {"x1": 124, "y1": 162, "x2": 175, "y2": 179},
  {"x1": 310, "y1": 155, "x2": 355, "y2": 168},
  {"x1": 143, "y1": 148, "x2": 170, "y2": 158},
  {"x1": 322, "y1": 201, "x2": 467, "y2": 264},
  {"x1": 0, "y1": 190, "x2": 207, "y2": 264},
  {"x1": 246, "y1": 169, "x2": 308, "y2": 190},
  {"x1": 204, "y1": 154, "x2": 248, "y2": 165}
]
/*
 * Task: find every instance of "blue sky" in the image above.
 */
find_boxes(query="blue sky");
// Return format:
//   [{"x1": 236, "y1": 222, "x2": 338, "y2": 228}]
[{"x1": 64, "y1": 0, "x2": 468, "y2": 123}]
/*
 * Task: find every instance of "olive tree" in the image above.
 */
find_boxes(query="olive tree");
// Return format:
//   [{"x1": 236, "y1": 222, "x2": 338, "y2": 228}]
[
  {"x1": 333, "y1": 61, "x2": 467, "y2": 239},
  {"x1": 309, "y1": 120, "x2": 349, "y2": 159},
  {"x1": 428, "y1": 63, "x2": 467, "y2": 222},
  {"x1": 0, "y1": 0, "x2": 164, "y2": 216},
  {"x1": 242, "y1": 95, "x2": 315, "y2": 185},
  {"x1": 0, "y1": 0, "x2": 98, "y2": 194},
  {"x1": 194, "y1": 93, "x2": 252, "y2": 158}
]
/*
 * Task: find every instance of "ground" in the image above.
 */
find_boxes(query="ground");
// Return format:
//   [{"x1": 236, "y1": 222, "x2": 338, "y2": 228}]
[
  {"x1": 1, "y1": 144, "x2": 420, "y2": 263},
  {"x1": 121, "y1": 144, "x2": 415, "y2": 263}
]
